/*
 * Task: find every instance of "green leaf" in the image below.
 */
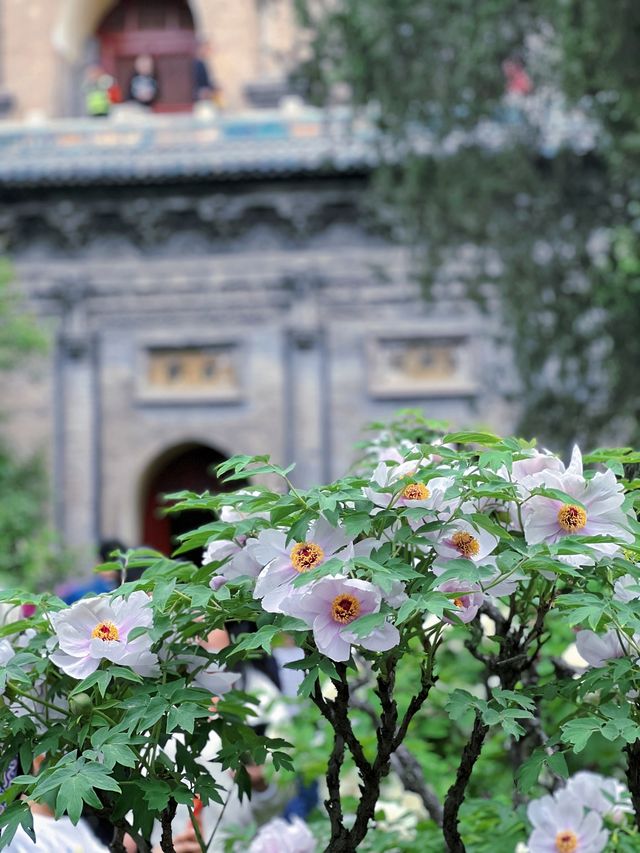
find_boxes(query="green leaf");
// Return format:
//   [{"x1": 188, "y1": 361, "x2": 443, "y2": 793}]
[
  {"x1": 153, "y1": 578, "x2": 177, "y2": 612},
  {"x1": 443, "y1": 431, "x2": 500, "y2": 446},
  {"x1": 561, "y1": 717, "x2": 602, "y2": 753},
  {"x1": 0, "y1": 801, "x2": 35, "y2": 849},
  {"x1": 445, "y1": 689, "x2": 485, "y2": 722},
  {"x1": 69, "y1": 669, "x2": 112, "y2": 698},
  {"x1": 515, "y1": 748, "x2": 547, "y2": 793},
  {"x1": 166, "y1": 703, "x2": 209, "y2": 734},
  {"x1": 54, "y1": 764, "x2": 121, "y2": 824},
  {"x1": 546, "y1": 751, "x2": 569, "y2": 780},
  {"x1": 297, "y1": 667, "x2": 321, "y2": 698},
  {"x1": 232, "y1": 624, "x2": 280, "y2": 653},
  {"x1": 345, "y1": 611, "x2": 387, "y2": 638},
  {"x1": 141, "y1": 778, "x2": 171, "y2": 811}
]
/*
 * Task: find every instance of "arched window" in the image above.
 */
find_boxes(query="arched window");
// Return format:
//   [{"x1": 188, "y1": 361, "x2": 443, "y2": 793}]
[{"x1": 97, "y1": 0, "x2": 197, "y2": 112}]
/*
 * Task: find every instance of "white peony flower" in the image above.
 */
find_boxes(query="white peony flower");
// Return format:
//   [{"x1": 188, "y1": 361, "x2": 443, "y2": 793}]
[
  {"x1": 364, "y1": 461, "x2": 454, "y2": 516},
  {"x1": 203, "y1": 537, "x2": 262, "y2": 587},
  {"x1": 248, "y1": 817, "x2": 316, "y2": 853},
  {"x1": 49, "y1": 592, "x2": 159, "y2": 680},
  {"x1": 527, "y1": 788, "x2": 608, "y2": 853},
  {"x1": 565, "y1": 771, "x2": 632, "y2": 824},
  {"x1": 511, "y1": 449, "x2": 566, "y2": 484},
  {"x1": 431, "y1": 519, "x2": 499, "y2": 564},
  {"x1": 614, "y1": 574, "x2": 640, "y2": 603},
  {"x1": 253, "y1": 518, "x2": 352, "y2": 613},
  {"x1": 521, "y1": 449, "x2": 633, "y2": 556},
  {"x1": 574, "y1": 629, "x2": 628, "y2": 668}
]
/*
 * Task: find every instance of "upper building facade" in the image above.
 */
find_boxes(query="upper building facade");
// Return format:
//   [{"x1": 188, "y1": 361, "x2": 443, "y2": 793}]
[
  {"x1": 1, "y1": 0, "x2": 301, "y2": 119},
  {"x1": 0, "y1": 1, "x2": 517, "y2": 566}
]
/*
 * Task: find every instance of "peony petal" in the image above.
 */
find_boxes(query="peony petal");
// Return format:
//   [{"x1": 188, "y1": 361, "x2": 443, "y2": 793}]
[
  {"x1": 527, "y1": 795, "x2": 560, "y2": 833},
  {"x1": 308, "y1": 516, "x2": 351, "y2": 557},
  {"x1": 527, "y1": 828, "x2": 556, "y2": 853},
  {"x1": 252, "y1": 529, "x2": 290, "y2": 564},
  {"x1": 50, "y1": 649, "x2": 98, "y2": 680},
  {"x1": 254, "y1": 560, "x2": 297, "y2": 600},
  {"x1": 350, "y1": 621, "x2": 400, "y2": 653},
  {"x1": 313, "y1": 617, "x2": 351, "y2": 662}
]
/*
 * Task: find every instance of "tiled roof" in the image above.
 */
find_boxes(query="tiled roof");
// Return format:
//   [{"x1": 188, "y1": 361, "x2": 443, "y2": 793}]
[
  {"x1": 0, "y1": 100, "x2": 598, "y2": 189},
  {"x1": 0, "y1": 109, "x2": 378, "y2": 187}
]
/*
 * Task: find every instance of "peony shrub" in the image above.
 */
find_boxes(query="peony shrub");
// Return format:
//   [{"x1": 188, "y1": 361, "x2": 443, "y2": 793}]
[{"x1": 0, "y1": 414, "x2": 639, "y2": 852}]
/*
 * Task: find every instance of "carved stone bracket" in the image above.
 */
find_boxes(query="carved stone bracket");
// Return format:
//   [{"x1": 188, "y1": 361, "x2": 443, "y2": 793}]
[{"x1": 51, "y1": 277, "x2": 91, "y2": 359}]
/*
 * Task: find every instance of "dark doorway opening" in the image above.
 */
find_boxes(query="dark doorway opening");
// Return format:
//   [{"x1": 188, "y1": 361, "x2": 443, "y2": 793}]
[
  {"x1": 141, "y1": 443, "x2": 239, "y2": 559},
  {"x1": 97, "y1": 0, "x2": 197, "y2": 112}
]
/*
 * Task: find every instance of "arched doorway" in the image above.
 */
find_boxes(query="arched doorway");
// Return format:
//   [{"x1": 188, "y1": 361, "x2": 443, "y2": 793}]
[
  {"x1": 97, "y1": 0, "x2": 197, "y2": 112},
  {"x1": 141, "y1": 443, "x2": 239, "y2": 558}
]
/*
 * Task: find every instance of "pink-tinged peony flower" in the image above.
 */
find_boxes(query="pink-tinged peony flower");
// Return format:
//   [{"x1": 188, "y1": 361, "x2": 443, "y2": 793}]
[
  {"x1": 49, "y1": 592, "x2": 158, "y2": 680},
  {"x1": 565, "y1": 772, "x2": 632, "y2": 824},
  {"x1": 527, "y1": 789, "x2": 608, "y2": 853},
  {"x1": 432, "y1": 519, "x2": 498, "y2": 564},
  {"x1": 203, "y1": 537, "x2": 262, "y2": 587},
  {"x1": 364, "y1": 461, "x2": 453, "y2": 515},
  {"x1": 253, "y1": 518, "x2": 352, "y2": 613},
  {"x1": 279, "y1": 576, "x2": 399, "y2": 662},
  {"x1": 521, "y1": 456, "x2": 633, "y2": 556},
  {"x1": 575, "y1": 629, "x2": 628, "y2": 668},
  {"x1": 510, "y1": 449, "x2": 566, "y2": 484},
  {"x1": 439, "y1": 581, "x2": 484, "y2": 624},
  {"x1": 248, "y1": 817, "x2": 316, "y2": 853},
  {"x1": 614, "y1": 573, "x2": 640, "y2": 603},
  {"x1": 506, "y1": 447, "x2": 575, "y2": 530}
]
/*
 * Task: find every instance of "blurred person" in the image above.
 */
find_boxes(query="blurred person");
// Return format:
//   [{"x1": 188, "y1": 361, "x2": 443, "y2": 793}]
[
  {"x1": 56, "y1": 539, "x2": 125, "y2": 605},
  {"x1": 501, "y1": 56, "x2": 533, "y2": 126},
  {"x1": 502, "y1": 56, "x2": 533, "y2": 96},
  {"x1": 83, "y1": 65, "x2": 115, "y2": 118},
  {"x1": 192, "y1": 40, "x2": 219, "y2": 104},
  {"x1": 128, "y1": 55, "x2": 159, "y2": 109},
  {"x1": 3, "y1": 757, "x2": 201, "y2": 852},
  {"x1": 145, "y1": 625, "x2": 293, "y2": 851}
]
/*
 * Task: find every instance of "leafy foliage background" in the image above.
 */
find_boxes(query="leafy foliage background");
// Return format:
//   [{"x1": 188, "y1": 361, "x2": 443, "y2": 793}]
[{"x1": 294, "y1": 0, "x2": 640, "y2": 450}]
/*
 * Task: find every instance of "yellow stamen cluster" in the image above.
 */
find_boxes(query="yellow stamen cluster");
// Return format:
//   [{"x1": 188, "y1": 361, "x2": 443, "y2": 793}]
[
  {"x1": 557, "y1": 504, "x2": 587, "y2": 532},
  {"x1": 555, "y1": 830, "x2": 578, "y2": 853},
  {"x1": 453, "y1": 597, "x2": 464, "y2": 608},
  {"x1": 401, "y1": 483, "x2": 430, "y2": 501},
  {"x1": 291, "y1": 542, "x2": 325, "y2": 573},
  {"x1": 451, "y1": 531, "x2": 480, "y2": 558},
  {"x1": 331, "y1": 593, "x2": 361, "y2": 624},
  {"x1": 91, "y1": 621, "x2": 119, "y2": 642}
]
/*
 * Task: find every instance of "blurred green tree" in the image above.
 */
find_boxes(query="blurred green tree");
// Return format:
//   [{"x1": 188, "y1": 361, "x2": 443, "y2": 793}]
[
  {"x1": 0, "y1": 259, "x2": 67, "y2": 588},
  {"x1": 295, "y1": 0, "x2": 640, "y2": 448}
]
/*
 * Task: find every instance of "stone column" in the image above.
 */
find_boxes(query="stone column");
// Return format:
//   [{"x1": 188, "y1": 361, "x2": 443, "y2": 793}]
[
  {"x1": 54, "y1": 280, "x2": 97, "y2": 550},
  {"x1": 285, "y1": 275, "x2": 326, "y2": 489}
]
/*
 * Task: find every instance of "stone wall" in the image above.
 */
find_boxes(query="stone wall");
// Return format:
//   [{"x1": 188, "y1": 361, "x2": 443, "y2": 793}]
[{"x1": 1, "y1": 175, "x2": 516, "y2": 555}]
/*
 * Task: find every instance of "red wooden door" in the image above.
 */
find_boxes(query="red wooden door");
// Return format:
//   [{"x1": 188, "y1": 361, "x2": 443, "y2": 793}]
[
  {"x1": 142, "y1": 445, "x2": 231, "y2": 557},
  {"x1": 97, "y1": 0, "x2": 197, "y2": 112}
]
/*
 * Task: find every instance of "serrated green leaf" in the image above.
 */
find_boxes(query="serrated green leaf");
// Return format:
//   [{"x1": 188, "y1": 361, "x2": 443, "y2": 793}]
[{"x1": 0, "y1": 801, "x2": 34, "y2": 849}]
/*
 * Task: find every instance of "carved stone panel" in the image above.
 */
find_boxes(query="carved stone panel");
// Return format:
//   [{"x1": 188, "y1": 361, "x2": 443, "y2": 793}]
[
  {"x1": 138, "y1": 342, "x2": 242, "y2": 402},
  {"x1": 366, "y1": 334, "x2": 477, "y2": 398}
]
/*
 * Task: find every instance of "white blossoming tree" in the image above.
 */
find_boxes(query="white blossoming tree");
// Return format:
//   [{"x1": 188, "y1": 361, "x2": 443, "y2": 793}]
[{"x1": 0, "y1": 414, "x2": 639, "y2": 852}]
